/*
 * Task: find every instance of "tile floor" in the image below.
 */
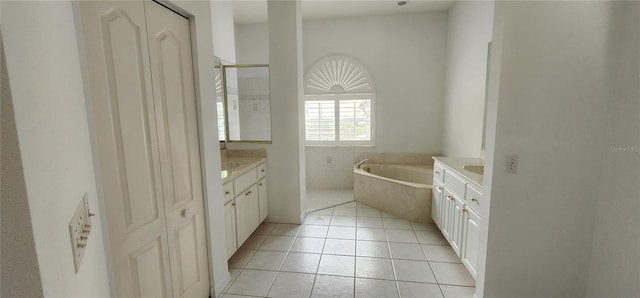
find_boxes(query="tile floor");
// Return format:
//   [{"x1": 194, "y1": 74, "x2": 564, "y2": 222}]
[
  {"x1": 223, "y1": 201, "x2": 475, "y2": 298},
  {"x1": 305, "y1": 188, "x2": 354, "y2": 212}
]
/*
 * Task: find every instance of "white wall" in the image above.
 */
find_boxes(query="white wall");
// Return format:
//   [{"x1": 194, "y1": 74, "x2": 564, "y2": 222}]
[
  {"x1": 442, "y1": 1, "x2": 494, "y2": 158},
  {"x1": 479, "y1": 2, "x2": 613, "y2": 296},
  {"x1": 3, "y1": 1, "x2": 111, "y2": 296},
  {"x1": 235, "y1": 12, "x2": 448, "y2": 189},
  {"x1": 586, "y1": 2, "x2": 640, "y2": 296},
  {"x1": 211, "y1": 0, "x2": 236, "y2": 64}
]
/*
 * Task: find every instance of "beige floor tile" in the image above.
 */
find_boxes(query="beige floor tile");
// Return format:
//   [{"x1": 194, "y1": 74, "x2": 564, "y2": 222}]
[
  {"x1": 386, "y1": 229, "x2": 419, "y2": 243},
  {"x1": 389, "y1": 242, "x2": 427, "y2": 261},
  {"x1": 267, "y1": 272, "x2": 315, "y2": 298},
  {"x1": 317, "y1": 255, "x2": 355, "y2": 276},
  {"x1": 356, "y1": 228, "x2": 387, "y2": 241},
  {"x1": 327, "y1": 226, "x2": 356, "y2": 239},
  {"x1": 355, "y1": 257, "x2": 395, "y2": 280},
  {"x1": 226, "y1": 269, "x2": 277, "y2": 297},
  {"x1": 439, "y1": 285, "x2": 475, "y2": 298},
  {"x1": 281, "y1": 252, "x2": 321, "y2": 274},
  {"x1": 430, "y1": 262, "x2": 475, "y2": 287},
  {"x1": 298, "y1": 225, "x2": 329, "y2": 238},
  {"x1": 415, "y1": 230, "x2": 448, "y2": 245},
  {"x1": 241, "y1": 234, "x2": 267, "y2": 249},
  {"x1": 304, "y1": 214, "x2": 332, "y2": 225},
  {"x1": 270, "y1": 223, "x2": 302, "y2": 236},
  {"x1": 393, "y1": 259, "x2": 437, "y2": 283},
  {"x1": 291, "y1": 237, "x2": 326, "y2": 254},
  {"x1": 398, "y1": 281, "x2": 443, "y2": 298},
  {"x1": 356, "y1": 217, "x2": 384, "y2": 228},
  {"x1": 254, "y1": 222, "x2": 277, "y2": 235},
  {"x1": 245, "y1": 250, "x2": 287, "y2": 271},
  {"x1": 422, "y1": 245, "x2": 460, "y2": 263},
  {"x1": 356, "y1": 240, "x2": 391, "y2": 258},
  {"x1": 331, "y1": 216, "x2": 357, "y2": 227},
  {"x1": 323, "y1": 239, "x2": 356, "y2": 256},
  {"x1": 357, "y1": 208, "x2": 382, "y2": 217},
  {"x1": 333, "y1": 207, "x2": 358, "y2": 216},
  {"x1": 311, "y1": 275, "x2": 354, "y2": 298},
  {"x1": 259, "y1": 236, "x2": 296, "y2": 251},
  {"x1": 355, "y1": 278, "x2": 398, "y2": 298},
  {"x1": 229, "y1": 249, "x2": 256, "y2": 269},
  {"x1": 383, "y1": 218, "x2": 412, "y2": 229}
]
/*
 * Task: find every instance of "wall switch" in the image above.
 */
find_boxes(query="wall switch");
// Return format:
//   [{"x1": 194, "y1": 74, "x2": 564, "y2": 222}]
[
  {"x1": 69, "y1": 193, "x2": 95, "y2": 273},
  {"x1": 506, "y1": 155, "x2": 519, "y2": 173},
  {"x1": 326, "y1": 156, "x2": 333, "y2": 164}
]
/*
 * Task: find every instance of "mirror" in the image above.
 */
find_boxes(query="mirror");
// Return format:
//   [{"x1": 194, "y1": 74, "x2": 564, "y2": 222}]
[
  {"x1": 214, "y1": 57, "x2": 226, "y2": 143},
  {"x1": 216, "y1": 62, "x2": 272, "y2": 143}
]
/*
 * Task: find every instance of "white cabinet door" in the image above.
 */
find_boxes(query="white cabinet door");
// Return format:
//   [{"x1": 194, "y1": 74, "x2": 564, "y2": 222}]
[
  {"x1": 258, "y1": 178, "x2": 268, "y2": 222},
  {"x1": 431, "y1": 182, "x2": 444, "y2": 229},
  {"x1": 442, "y1": 189, "x2": 454, "y2": 240},
  {"x1": 224, "y1": 201, "x2": 237, "y2": 259},
  {"x1": 450, "y1": 196, "x2": 465, "y2": 257},
  {"x1": 235, "y1": 184, "x2": 259, "y2": 247},
  {"x1": 462, "y1": 207, "x2": 481, "y2": 279}
]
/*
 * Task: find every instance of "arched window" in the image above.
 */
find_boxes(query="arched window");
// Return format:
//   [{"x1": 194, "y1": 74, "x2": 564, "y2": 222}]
[{"x1": 303, "y1": 55, "x2": 376, "y2": 147}]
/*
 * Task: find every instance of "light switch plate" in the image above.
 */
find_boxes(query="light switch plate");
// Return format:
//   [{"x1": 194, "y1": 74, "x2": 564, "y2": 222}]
[{"x1": 69, "y1": 193, "x2": 93, "y2": 273}]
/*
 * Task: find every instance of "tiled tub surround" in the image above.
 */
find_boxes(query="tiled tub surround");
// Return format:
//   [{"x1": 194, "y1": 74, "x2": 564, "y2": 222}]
[
  {"x1": 223, "y1": 202, "x2": 475, "y2": 298},
  {"x1": 354, "y1": 164, "x2": 434, "y2": 224}
]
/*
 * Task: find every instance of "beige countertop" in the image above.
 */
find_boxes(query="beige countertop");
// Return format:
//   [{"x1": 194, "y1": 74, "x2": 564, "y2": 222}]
[
  {"x1": 221, "y1": 156, "x2": 266, "y2": 184},
  {"x1": 433, "y1": 157, "x2": 484, "y2": 187}
]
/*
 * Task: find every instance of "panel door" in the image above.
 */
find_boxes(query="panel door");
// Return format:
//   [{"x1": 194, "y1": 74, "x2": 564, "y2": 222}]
[
  {"x1": 144, "y1": 1, "x2": 210, "y2": 297},
  {"x1": 258, "y1": 178, "x2": 268, "y2": 222},
  {"x1": 462, "y1": 207, "x2": 480, "y2": 279},
  {"x1": 431, "y1": 182, "x2": 444, "y2": 229},
  {"x1": 77, "y1": 2, "x2": 173, "y2": 296},
  {"x1": 224, "y1": 201, "x2": 237, "y2": 259},
  {"x1": 441, "y1": 188, "x2": 454, "y2": 240},
  {"x1": 450, "y1": 196, "x2": 465, "y2": 256},
  {"x1": 246, "y1": 184, "x2": 260, "y2": 232},
  {"x1": 235, "y1": 192, "x2": 251, "y2": 247}
]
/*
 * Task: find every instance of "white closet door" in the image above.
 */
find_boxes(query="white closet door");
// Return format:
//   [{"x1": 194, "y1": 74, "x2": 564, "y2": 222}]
[
  {"x1": 144, "y1": 1, "x2": 210, "y2": 297},
  {"x1": 78, "y1": 1, "x2": 173, "y2": 297}
]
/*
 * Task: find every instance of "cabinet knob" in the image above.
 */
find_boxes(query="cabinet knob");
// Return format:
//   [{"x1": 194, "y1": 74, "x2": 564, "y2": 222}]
[
  {"x1": 225, "y1": 191, "x2": 230, "y2": 195},
  {"x1": 438, "y1": 186, "x2": 444, "y2": 190},
  {"x1": 181, "y1": 208, "x2": 187, "y2": 217},
  {"x1": 435, "y1": 171, "x2": 440, "y2": 175},
  {"x1": 232, "y1": 202, "x2": 236, "y2": 206},
  {"x1": 261, "y1": 169, "x2": 265, "y2": 172},
  {"x1": 245, "y1": 190, "x2": 252, "y2": 196},
  {"x1": 463, "y1": 206, "x2": 468, "y2": 213},
  {"x1": 471, "y1": 197, "x2": 478, "y2": 203},
  {"x1": 259, "y1": 183, "x2": 263, "y2": 186}
]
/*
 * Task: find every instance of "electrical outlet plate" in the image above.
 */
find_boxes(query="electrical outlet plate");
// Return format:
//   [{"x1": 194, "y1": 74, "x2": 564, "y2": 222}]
[{"x1": 69, "y1": 193, "x2": 93, "y2": 273}]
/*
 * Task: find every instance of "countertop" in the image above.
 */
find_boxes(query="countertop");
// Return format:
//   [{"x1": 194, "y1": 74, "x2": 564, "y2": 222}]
[
  {"x1": 221, "y1": 156, "x2": 266, "y2": 184},
  {"x1": 433, "y1": 157, "x2": 484, "y2": 187}
]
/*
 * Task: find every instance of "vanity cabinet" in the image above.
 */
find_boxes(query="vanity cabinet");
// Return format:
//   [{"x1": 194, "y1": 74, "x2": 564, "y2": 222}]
[
  {"x1": 223, "y1": 161, "x2": 268, "y2": 258},
  {"x1": 432, "y1": 158, "x2": 483, "y2": 280},
  {"x1": 224, "y1": 200, "x2": 237, "y2": 259}
]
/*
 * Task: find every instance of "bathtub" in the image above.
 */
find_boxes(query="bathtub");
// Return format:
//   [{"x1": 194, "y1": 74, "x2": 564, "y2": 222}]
[{"x1": 353, "y1": 164, "x2": 433, "y2": 223}]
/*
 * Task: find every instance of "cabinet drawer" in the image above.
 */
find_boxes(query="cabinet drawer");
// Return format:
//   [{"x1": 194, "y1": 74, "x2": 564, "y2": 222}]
[
  {"x1": 257, "y1": 162, "x2": 267, "y2": 180},
  {"x1": 223, "y1": 182, "x2": 234, "y2": 204},
  {"x1": 434, "y1": 163, "x2": 445, "y2": 183},
  {"x1": 464, "y1": 184, "x2": 482, "y2": 214},
  {"x1": 444, "y1": 171, "x2": 466, "y2": 198},
  {"x1": 234, "y1": 168, "x2": 257, "y2": 194}
]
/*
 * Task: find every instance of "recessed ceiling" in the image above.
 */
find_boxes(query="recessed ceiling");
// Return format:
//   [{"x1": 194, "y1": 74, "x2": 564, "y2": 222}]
[{"x1": 232, "y1": 0, "x2": 456, "y2": 25}]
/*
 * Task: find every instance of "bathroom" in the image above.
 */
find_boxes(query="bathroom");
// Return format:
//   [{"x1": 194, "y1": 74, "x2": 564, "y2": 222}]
[{"x1": 3, "y1": 0, "x2": 638, "y2": 298}]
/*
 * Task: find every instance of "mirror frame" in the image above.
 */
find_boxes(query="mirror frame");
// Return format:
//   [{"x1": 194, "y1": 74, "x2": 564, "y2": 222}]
[{"x1": 219, "y1": 63, "x2": 273, "y2": 144}]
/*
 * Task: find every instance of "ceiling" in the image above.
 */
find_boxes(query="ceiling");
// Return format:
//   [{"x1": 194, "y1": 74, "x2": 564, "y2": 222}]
[{"x1": 232, "y1": 0, "x2": 456, "y2": 24}]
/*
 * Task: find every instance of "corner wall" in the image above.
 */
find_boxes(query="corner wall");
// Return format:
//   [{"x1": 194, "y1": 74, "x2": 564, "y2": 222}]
[
  {"x1": 441, "y1": 1, "x2": 494, "y2": 158},
  {"x1": 2, "y1": 1, "x2": 111, "y2": 296},
  {"x1": 586, "y1": 2, "x2": 640, "y2": 296},
  {"x1": 479, "y1": 2, "x2": 613, "y2": 296}
]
